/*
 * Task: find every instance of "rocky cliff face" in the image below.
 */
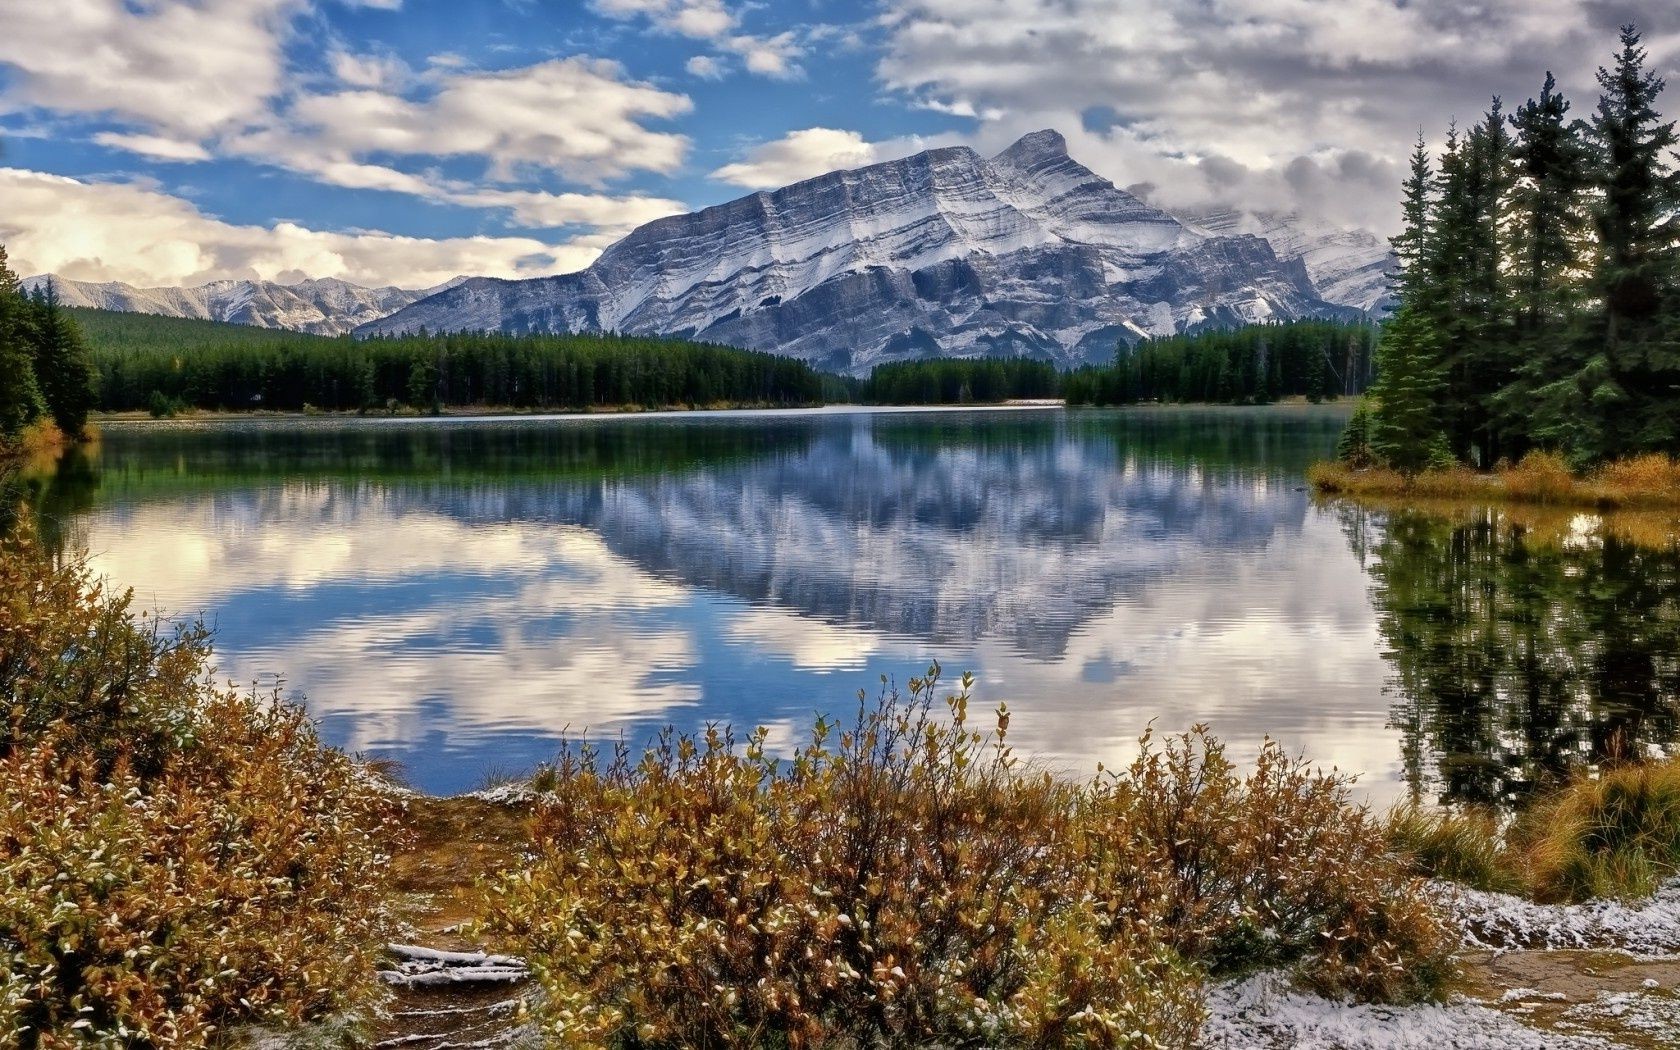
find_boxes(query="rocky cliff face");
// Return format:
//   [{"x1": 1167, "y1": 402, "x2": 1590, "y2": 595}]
[
  {"x1": 1179, "y1": 208, "x2": 1395, "y2": 315},
  {"x1": 23, "y1": 275, "x2": 462, "y2": 336},
  {"x1": 361, "y1": 131, "x2": 1371, "y2": 373}
]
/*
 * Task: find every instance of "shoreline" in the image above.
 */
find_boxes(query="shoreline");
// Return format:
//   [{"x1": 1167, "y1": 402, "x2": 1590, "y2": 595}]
[{"x1": 1308, "y1": 456, "x2": 1680, "y2": 512}]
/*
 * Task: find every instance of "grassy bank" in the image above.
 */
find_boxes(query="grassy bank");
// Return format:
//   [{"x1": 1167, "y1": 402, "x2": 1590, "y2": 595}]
[
  {"x1": 1309, "y1": 451, "x2": 1680, "y2": 510},
  {"x1": 1389, "y1": 757, "x2": 1680, "y2": 903}
]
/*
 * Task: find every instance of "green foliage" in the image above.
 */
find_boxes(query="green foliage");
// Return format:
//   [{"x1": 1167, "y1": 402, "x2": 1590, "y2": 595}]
[
  {"x1": 74, "y1": 309, "x2": 832, "y2": 413},
  {"x1": 0, "y1": 523, "x2": 402, "y2": 1046},
  {"x1": 1368, "y1": 25, "x2": 1680, "y2": 468},
  {"x1": 0, "y1": 251, "x2": 93, "y2": 446},
  {"x1": 1064, "y1": 320, "x2": 1376, "y2": 407},
  {"x1": 483, "y1": 669, "x2": 1453, "y2": 1048},
  {"x1": 1335, "y1": 399, "x2": 1376, "y2": 467},
  {"x1": 864, "y1": 357, "x2": 1060, "y2": 404},
  {"x1": 1366, "y1": 306, "x2": 1449, "y2": 475},
  {"x1": 26, "y1": 286, "x2": 97, "y2": 438},
  {"x1": 1385, "y1": 805, "x2": 1525, "y2": 895}
]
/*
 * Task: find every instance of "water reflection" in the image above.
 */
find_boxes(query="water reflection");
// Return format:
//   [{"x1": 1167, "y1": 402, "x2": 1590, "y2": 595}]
[
  {"x1": 1343, "y1": 505, "x2": 1680, "y2": 807},
  {"x1": 28, "y1": 408, "x2": 1416, "y2": 794}
]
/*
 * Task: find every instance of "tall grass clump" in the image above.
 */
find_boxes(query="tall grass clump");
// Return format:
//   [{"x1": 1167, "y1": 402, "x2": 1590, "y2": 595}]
[
  {"x1": 1518, "y1": 759, "x2": 1680, "y2": 902},
  {"x1": 1385, "y1": 805, "x2": 1524, "y2": 895},
  {"x1": 483, "y1": 668, "x2": 1453, "y2": 1049},
  {"x1": 0, "y1": 523, "x2": 403, "y2": 1047}
]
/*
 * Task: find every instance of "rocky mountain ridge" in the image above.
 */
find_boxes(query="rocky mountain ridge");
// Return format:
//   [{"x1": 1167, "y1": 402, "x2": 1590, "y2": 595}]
[
  {"x1": 21, "y1": 274, "x2": 467, "y2": 337},
  {"x1": 28, "y1": 131, "x2": 1393, "y2": 365},
  {"x1": 361, "y1": 131, "x2": 1381, "y2": 373}
]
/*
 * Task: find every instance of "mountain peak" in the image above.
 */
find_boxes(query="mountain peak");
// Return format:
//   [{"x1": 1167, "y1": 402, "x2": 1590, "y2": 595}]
[{"x1": 992, "y1": 129, "x2": 1068, "y2": 166}]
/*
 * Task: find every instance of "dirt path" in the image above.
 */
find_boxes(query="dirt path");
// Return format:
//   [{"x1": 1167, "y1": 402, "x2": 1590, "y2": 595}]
[{"x1": 373, "y1": 796, "x2": 537, "y2": 1050}]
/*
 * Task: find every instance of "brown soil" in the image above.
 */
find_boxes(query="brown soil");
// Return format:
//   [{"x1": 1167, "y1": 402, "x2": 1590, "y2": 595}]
[
  {"x1": 1462, "y1": 949, "x2": 1680, "y2": 1046},
  {"x1": 374, "y1": 795, "x2": 538, "y2": 1049}
]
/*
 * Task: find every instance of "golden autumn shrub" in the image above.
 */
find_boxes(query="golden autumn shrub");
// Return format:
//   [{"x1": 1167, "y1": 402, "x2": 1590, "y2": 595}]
[
  {"x1": 0, "y1": 524, "x2": 403, "y2": 1047},
  {"x1": 484, "y1": 669, "x2": 1456, "y2": 1048},
  {"x1": 483, "y1": 670, "x2": 1206, "y2": 1049},
  {"x1": 1081, "y1": 728, "x2": 1454, "y2": 1003}
]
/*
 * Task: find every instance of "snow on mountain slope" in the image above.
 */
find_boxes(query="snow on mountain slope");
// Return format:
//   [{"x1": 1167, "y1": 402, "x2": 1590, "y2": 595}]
[
  {"x1": 1180, "y1": 208, "x2": 1395, "y2": 315},
  {"x1": 361, "y1": 130, "x2": 1368, "y2": 374},
  {"x1": 23, "y1": 275, "x2": 465, "y2": 336}
]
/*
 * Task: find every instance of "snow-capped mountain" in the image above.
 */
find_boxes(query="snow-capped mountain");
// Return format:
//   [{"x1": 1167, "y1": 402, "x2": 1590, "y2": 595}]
[
  {"x1": 1179, "y1": 209, "x2": 1394, "y2": 315},
  {"x1": 360, "y1": 130, "x2": 1376, "y2": 374},
  {"x1": 23, "y1": 275, "x2": 466, "y2": 337}
]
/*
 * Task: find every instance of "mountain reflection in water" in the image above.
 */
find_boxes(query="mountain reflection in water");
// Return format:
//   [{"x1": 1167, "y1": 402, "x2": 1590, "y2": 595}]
[{"x1": 19, "y1": 406, "x2": 1679, "y2": 801}]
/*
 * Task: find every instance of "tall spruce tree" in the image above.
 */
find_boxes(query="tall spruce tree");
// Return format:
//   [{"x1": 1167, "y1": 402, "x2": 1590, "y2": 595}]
[
  {"x1": 0, "y1": 245, "x2": 44, "y2": 438},
  {"x1": 1562, "y1": 24, "x2": 1680, "y2": 456},
  {"x1": 1509, "y1": 73, "x2": 1592, "y2": 329},
  {"x1": 1498, "y1": 73, "x2": 1592, "y2": 455},
  {"x1": 1369, "y1": 305, "x2": 1449, "y2": 475},
  {"x1": 28, "y1": 279, "x2": 97, "y2": 437},
  {"x1": 1365, "y1": 138, "x2": 1450, "y2": 473}
]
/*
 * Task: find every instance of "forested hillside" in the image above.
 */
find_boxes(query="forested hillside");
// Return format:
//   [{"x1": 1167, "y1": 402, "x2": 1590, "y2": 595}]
[
  {"x1": 73, "y1": 310, "x2": 833, "y2": 414},
  {"x1": 1064, "y1": 320, "x2": 1377, "y2": 405},
  {"x1": 864, "y1": 358, "x2": 1059, "y2": 404}
]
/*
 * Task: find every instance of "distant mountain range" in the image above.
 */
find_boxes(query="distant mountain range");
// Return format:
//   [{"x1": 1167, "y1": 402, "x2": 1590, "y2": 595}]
[
  {"x1": 30, "y1": 130, "x2": 1393, "y2": 369},
  {"x1": 21, "y1": 274, "x2": 468, "y2": 337}
]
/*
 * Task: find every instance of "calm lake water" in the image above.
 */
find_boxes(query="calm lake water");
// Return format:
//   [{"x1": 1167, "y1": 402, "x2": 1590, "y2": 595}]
[{"x1": 25, "y1": 405, "x2": 1680, "y2": 803}]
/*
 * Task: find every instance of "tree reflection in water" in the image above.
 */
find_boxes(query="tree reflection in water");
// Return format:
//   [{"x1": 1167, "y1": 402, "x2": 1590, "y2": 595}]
[{"x1": 1347, "y1": 504, "x2": 1680, "y2": 808}]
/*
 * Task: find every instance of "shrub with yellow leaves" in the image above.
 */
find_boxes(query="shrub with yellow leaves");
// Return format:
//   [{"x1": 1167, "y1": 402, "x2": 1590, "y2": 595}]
[
  {"x1": 0, "y1": 523, "x2": 403, "y2": 1047},
  {"x1": 484, "y1": 668, "x2": 1455, "y2": 1048}
]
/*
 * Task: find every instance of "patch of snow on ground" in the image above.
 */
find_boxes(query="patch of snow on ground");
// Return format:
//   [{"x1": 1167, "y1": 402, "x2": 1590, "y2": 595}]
[
  {"x1": 1435, "y1": 877, "x2": 1680, "y2": 954},
  {"x1": 1563, "y1": 987, "x2": 1680, "y2": 1037},
  {"x1": 1202, "y1": 973, "x2": 1610, "y2": 1049}
]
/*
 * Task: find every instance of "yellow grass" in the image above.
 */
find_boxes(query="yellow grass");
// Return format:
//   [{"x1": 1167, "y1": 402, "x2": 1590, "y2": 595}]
[{"x1": 1310, "y1": 451, "x2": 1680, "y2": 510}]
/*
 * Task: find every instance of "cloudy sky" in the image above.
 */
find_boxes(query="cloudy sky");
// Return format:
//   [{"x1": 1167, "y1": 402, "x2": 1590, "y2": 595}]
[{"x1": 0, "y1": 0, "x2": 1674, "y2": 289}]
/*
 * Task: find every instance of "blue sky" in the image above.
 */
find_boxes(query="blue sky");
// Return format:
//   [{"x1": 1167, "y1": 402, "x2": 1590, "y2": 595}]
[{"x1": 0, "y1": 1, "x2": 1673, "y2": 288}]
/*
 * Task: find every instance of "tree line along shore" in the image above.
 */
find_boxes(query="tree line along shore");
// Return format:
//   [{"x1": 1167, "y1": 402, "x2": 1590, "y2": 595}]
[{"x1": 1319, "y1": 25, "x2": 1680, "y2": 508}]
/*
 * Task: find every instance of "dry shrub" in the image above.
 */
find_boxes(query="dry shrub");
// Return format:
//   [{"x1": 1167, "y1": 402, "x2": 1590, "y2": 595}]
[
  {"x1": 1385, "y1": 804, "x2": 1524, "y2": 895},
  {"x1": 1514, "y1": 757, "x2": 1680, "y2": 902},
  {"x1": 1499, "y1": 451, "x2": 1577, "y2": 502},
  {"x1": 483, "y1": 670, "x2": 1204, "y2": 1049},
  {"x1": 1084, "y1": 729, "x2": 1455, "y2": 1003},
  {"x1": 0, "y1": 524, "x2": 402, "y2": 1047},
  {"x1": 484, "y1": 673, "x2": 1456, "y2": 1048},
  {"x1": 1592, "y1": 453, "x2": 1680, "y2": 503}
]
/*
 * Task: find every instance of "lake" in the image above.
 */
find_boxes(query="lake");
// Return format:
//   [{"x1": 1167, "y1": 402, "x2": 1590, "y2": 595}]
[{"x1": 25, "y1": 404, "x2": 1680, "y2": 803}]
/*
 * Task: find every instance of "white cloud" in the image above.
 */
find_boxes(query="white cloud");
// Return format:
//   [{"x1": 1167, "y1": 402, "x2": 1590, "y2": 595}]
[
  {"x1": 328, "y1": 50, "x2": 413, "y2": 91},
  {"x1": 590, "y1": 0, "x2": 805, "y2": 79},
  {"x1": 0, "y1": 0, "x2": 302, "y2": 140},
  {"x1": 686, "y1": 55, "x2": 725, "y2": 79},
  {"x1": 247, "y1": 56, "x2": 692, "y2": 186},
  {"x1": 0, "y1": 167, "x2": 606, "y2": 287},
  {"x1": 710, "y1": 127, "x2": 958, "y2": 189},
  {"x1": 876, "y1": 0, "x2": 1680, "y2": 234},
  {"x1": 90, "y1": 132, "x2": 212, "y2": 163}
]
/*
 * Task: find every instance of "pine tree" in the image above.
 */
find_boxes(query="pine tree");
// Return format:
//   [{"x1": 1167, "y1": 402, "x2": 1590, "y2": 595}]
[
  {"x1": 0, "y1": 245, "x2": 44, "y2": 438},
  {"x1": 28, "y1": 278, "x2": 97, "y2": 437},
  {"x1": 1508, "y1": 72, "x2": 1592, "y2": 329},
  {"x1": 1558, "y1": 24, "x2": 1680, "y2": 457},
  {"x1": 1391, "y1": 133, "x2": 1435, "y2": 299},
  {"x1": 1368, "y1": 305, "x2": 1449, "y2": 475},
  {"x1": 1589, "y1": 25, "x2": 1680, "y2": 343}
]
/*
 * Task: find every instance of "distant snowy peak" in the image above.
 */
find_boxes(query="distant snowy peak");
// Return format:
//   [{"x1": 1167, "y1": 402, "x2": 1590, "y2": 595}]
[
  {"x1": 1178, "y1": 209, "x2": 1395, "y2": 315},
  {"x1": 22, "y1": 274, "x2": 462, "y2": 336},
  {"x1": 363, "y1": 130, "x2": 1368, "y2": 373}
]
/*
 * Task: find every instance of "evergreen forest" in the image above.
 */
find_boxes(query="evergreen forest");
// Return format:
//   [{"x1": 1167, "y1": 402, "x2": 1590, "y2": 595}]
[
  {"x1": 1347, "y1": 25, "x2": 1680, "y2": 472},
  {"x1": 1065, "y1": 320, "x2": 1378, "y2": 406},
  {"x1": 0, "y1": 248, "x2": 97, "y2": 445},
  {"x1": 63, "y1": 308, "x2": 832, "y2": 415}
]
